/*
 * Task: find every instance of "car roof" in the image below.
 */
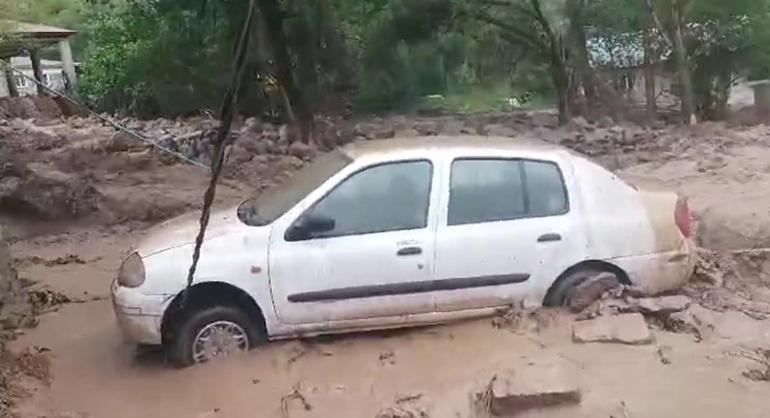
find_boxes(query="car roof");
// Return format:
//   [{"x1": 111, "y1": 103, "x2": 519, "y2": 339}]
[{"x1": 340, "y1": 135, "x2": 569, "y2": 159}]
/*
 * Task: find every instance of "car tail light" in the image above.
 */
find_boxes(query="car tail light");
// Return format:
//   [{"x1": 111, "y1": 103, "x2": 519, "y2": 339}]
[{"x1": 674, "y1": 197, "x2": 692, "y2": 238}]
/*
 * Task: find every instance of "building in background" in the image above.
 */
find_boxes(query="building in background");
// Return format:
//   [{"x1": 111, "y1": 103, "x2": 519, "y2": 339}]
[
  {"x1": 0, "y1": 21, "x2": 78, "y2": 98},
  {"x1": 0, "y1": 56, "x2": 76, "y2": 97}
]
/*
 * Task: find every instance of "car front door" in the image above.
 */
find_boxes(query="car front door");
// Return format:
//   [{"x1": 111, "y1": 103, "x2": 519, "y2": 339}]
[
  {"x1": 268, "y1": 159, "x2": 440, "y2": 325},
  {"x1": 432, "y1": 157, "x2": 576, "y2": 311}
]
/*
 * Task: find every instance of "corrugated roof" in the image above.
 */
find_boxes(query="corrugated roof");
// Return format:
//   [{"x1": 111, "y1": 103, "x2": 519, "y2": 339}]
[{"x1": 2, "y1": 20, "x2": 76, "y2": 39}]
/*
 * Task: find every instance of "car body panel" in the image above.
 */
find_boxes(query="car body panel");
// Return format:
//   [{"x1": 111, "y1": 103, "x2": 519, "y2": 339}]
[
  {"x1": 111, "y1": 136, "x2": 696, "y2": 346},
  {"x1": 268, "y1": 152, "x2": 444, "y2": 324}
]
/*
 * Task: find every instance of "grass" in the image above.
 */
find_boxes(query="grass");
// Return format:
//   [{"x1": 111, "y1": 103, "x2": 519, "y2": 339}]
[{"x1": 415, "y1": 83, "x2": 554, "y2": 115}]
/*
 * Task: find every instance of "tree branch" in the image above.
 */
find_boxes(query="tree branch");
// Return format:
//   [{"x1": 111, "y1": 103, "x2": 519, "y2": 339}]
[
  {"x1": 465, "y1": 9, "x2": 548, "y2": 52},
  {"x1": 642, "y1": 0, "x2": 673, "y2": 47},
  {"x1": 477, "y1": 0, "x2": 538, "y2": 21}
]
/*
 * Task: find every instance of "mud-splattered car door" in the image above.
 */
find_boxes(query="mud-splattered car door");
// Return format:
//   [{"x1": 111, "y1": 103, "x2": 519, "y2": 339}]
[
  {"x1": 268, "y1": 158, "x2": 442, "y2": 326},
  {"x1": 431, "y1": 157, "x2": 581, "y2": 311}
]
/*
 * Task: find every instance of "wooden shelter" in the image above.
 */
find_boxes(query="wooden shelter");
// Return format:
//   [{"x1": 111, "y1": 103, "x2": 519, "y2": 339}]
[{"x1": 0, "y1": 20, "x2": 77, "y2": 97}]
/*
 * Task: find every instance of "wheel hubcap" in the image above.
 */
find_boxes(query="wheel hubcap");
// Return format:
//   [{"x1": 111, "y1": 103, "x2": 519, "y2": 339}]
[{"x1": 192, "y1": 320, "x2": 249, "y2": 363}]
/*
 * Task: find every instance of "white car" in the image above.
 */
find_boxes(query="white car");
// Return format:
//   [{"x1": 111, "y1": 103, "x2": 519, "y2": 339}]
[{"x1": 112, "y1": 136, "x2": 695, "y2": 366}]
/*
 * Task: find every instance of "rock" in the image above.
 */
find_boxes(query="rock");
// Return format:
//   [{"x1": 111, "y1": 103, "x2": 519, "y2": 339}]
[
  {"x1": 105, "y1": 132, "x2": 137, "y2": 153},
  {"x1": 437, "y1": 120, "x2": 465, "y2": 135},
  {"x1": 529, "y1": 112, "x2": 558, "y2": 128},
  {"x1": 0, "y1": 177, "x2": 22, "y2": 199},
  {"x1": 482, "y1": 363, "x2": 581, "y2": 416},
  {"x1": 375, "y1": 405, "x2": 427, "y2": 418},
  {"x1": 288, "y1": 142, "x2": 317, "y2": 160},
  {"x1": 372, "y1": 127, "x2": 396, "y2": 140},
  {"x1": 263, "y1": 139, "x2": 279, "y2": 155},
  {"x1": 572, "y1": 313, "x2": 653, "y2": 345},
  {"x1": 597, "y1": 115, "x2": 614, "y2": 128},
  {"x1": 353, "y1": 122, "x2": 377, "y2": 139},
  {"x1": 253, "y1": 140, "x2": 269, "y2": 155},
  {"x1": 395, "y1": 128, "x2": 420, "y2": 137},
  {"x1": 278, "y1": 124, "x2": 291, "y2": 144},
  {"x1": 413, "y1": 121, "x2": 438, "y2": 136},
  {"x1": 633, "y1": 295, "x2": 691, "y2": 315},
  {"x1": 570, "y1": 116, "x2": 592, "y2": 131},
  {"x1": 157, "y1": 135, "x2": 178, "y2": 153},
  {"x1": 241, "y1": 117, "x2": 262, "y2": 134},
  {"x1": 227, "y1": 145, "x2": 254, "y2": 165},
  {"x1": 486, "y1": 124, "x2": 517, "y2": 137}
]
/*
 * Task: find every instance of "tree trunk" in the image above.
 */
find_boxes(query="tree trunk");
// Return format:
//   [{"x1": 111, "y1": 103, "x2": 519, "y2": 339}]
[
  {"x1": 3, "y1": 58, "x2": 18, "y2": 98},
  {"x1": 255, "y1": 0, "x2": 314, "y2": 143},
  {"x1": 671, "y1": 0, "x2": 696, "y2": 125},
  {"x1": 29, "y1": 49, "x2": 46, "y2": 96},
  {"x1": 551, "y1": 62, "x2": 570, "y2": 125},
  {"x1": 567, "y1": 0, "x2": 597, "y2": 115},
  {"x1": 643, "y1": 26, "x2": 657, "y2": 121},
  {"x1": 713, "y1": 67, "x2": 732, "y2": 121}
]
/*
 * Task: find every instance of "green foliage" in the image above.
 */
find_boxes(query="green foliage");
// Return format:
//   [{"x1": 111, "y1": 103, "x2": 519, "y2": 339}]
[
  {"x1": 71, "y1": 0, "x2": 770, "y2": 120},
  {"x1": 78, "y1": 0, "x2": 354, "y2": 118},
  {"x1": 79, "y1": 0, "x2": 264, "y2": 117}
]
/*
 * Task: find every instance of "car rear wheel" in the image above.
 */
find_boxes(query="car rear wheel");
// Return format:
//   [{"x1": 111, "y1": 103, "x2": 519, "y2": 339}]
[
  {"x1": 544, "y1": 269, "x2": 620, "y2": 311},
  {"x1": 168, "y1": 305, "x2": 262, "y2": 367}
]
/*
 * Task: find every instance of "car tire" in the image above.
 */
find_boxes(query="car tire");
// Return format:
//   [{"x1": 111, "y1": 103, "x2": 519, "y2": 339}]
[
  {"x1": 544, "y1": 269, "x2": 620, "y2": 311},
  {"x1": 167, "y1": 305, "x2": 263, "y2": 367}
]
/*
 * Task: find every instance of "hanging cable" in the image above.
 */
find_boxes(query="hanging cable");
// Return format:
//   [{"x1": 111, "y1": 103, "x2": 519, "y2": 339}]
[
  {"x1": 0, "y1": 60, "x2": 210, "y2": 169},
  {"x1": 182, "y1": 0, "x2": 258, "y2": 303}
]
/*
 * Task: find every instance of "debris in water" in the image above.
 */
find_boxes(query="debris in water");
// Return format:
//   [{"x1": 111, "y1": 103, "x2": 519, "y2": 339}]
[
  {"x1": 28, "y1": 288, "x2": 71, "y2": 312},
  {"x1": 657, "y1": 345, "x2": 673, "y2": 365},
  {"x1": 610, "y1": 401, "x2": 632, "y2": 418},
  {"x1": 396, "y1": 393, "x2": 423, "y2": 404},
  {"x1": 727, "y1": 348, "x2": 770, "y2": 382},
  {"x1": 280, "y1": 383, "x2": 312, "y2": 418},
  {"x1": 379, "y1": 350, "x2": 396, "y2": 365},
  {"x1": 377, "y1": 393, "x2": 428, "y2": 418}
]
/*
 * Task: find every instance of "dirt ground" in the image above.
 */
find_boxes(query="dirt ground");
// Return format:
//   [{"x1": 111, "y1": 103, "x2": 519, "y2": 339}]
[{"x1": 3, "y1": 112, "x2": 770, "y2": 417}]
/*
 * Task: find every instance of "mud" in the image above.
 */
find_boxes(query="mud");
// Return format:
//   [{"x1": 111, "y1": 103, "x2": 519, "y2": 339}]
[{"x1": 2, "y1": 112, "x2": 770, "y2": 417}]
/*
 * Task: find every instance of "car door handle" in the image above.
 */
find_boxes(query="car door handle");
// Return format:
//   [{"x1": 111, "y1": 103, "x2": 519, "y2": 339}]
[
  {"x1": 537, "y1": 233, "x2": 562, "y2": 242},
  {"x1": 397, "y1": 246, "x2": 422, "y2": 256}
]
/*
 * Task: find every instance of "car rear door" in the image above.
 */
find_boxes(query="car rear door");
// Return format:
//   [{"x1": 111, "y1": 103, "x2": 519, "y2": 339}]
[
  {"x1": 268, "y1": 158, "x2": 441, "y2": 325},
  {"x1": 432, "y1": 156, "x2": 579, "y2": 311}
]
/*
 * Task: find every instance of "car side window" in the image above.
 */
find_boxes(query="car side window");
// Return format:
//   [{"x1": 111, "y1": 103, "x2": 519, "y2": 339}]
[
  {"x1": 448, "y1": 159, "x2": 526, "y2": 226},
  {"x1": 448, "y1": 158, "x2": 567, "y2": 226},
  {"x1": 523, "y1": 160, "x2": 568, "y2": 216},
  {"x1": 302, "y1": 160, "x2": 432, "y2": 238}
]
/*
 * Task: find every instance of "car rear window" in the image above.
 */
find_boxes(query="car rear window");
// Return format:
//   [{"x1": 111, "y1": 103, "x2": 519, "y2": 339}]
[{"x1": 448, "y1": 158, "x2": 568, "y2": 226}]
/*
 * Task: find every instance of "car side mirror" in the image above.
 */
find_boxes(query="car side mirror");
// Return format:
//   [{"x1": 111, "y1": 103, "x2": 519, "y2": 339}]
[{"x1": 286, "y1": 214, "x2": 336, "y2": 241}]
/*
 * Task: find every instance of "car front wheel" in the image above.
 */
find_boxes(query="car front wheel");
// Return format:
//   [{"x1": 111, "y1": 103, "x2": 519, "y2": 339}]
[{"x1": 168, "y1": 305, "x2": 260, "y2": 367}]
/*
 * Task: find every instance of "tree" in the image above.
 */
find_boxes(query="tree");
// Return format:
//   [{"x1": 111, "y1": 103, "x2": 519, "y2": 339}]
[{"x1": 461, "y1": 0, "x2": 574, "y2": 124}]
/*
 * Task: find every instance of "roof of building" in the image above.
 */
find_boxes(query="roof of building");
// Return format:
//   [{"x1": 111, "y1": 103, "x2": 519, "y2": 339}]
[
  {"x1": 2, "y1": 20, "x2": 76, "y2": 39},
  {"x1": 0, "y1": 20, "x2": 77, "y2": 58}
]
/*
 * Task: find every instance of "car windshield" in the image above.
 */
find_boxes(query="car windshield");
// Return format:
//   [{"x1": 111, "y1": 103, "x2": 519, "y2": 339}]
[{"x1": 237, "y1": 150, "x2": 352, "y2": 226}]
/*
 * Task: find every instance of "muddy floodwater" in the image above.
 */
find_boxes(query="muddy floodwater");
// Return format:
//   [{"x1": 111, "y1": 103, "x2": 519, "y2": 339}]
[
  {"x1": 4, "y1": 113, "x2": 770, "y2": 417},
  {"x1": 6, "y1": 230, "x2": 770, "y2": 418}
]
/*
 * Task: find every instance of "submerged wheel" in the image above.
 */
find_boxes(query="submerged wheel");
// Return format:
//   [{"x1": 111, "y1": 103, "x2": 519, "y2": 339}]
[
  {"x1": 544, "y1": 269, "x2": 621, "y2": 311},
  {"x1": 168, "y1": 305, "x2": 262, "y2": 367}
]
